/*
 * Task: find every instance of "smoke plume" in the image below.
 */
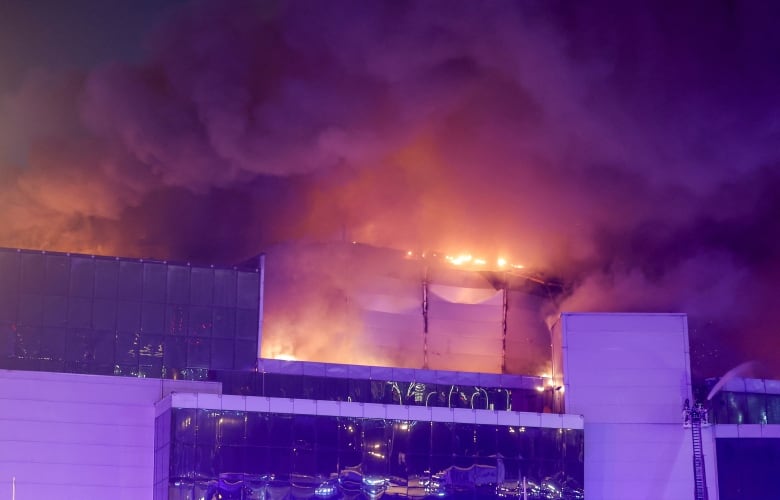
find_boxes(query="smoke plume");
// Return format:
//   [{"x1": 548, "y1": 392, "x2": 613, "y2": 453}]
[{"x1": 2, "y1": 0, "x2": 780, "y2": 376}]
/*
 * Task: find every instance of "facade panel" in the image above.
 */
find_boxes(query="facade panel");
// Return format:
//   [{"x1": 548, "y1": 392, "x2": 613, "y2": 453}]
[
  {"x1": 0, "y1": 248, "x2": 261, "y2": 377},
  {"x1": 154, "y1": 401, "x2": 585, "y2": 500}
]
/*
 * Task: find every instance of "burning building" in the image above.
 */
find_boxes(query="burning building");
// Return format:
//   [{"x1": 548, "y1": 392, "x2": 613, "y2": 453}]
[
  {"x1": 0, "y1": 244, "x2": 778, "y2": 500},
  {"x1": 260, "y1": 241, "x2": 561, "y2": 375}
]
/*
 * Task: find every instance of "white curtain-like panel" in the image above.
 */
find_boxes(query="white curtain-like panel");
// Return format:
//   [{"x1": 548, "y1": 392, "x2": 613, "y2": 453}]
[
  {"x1": 427, "y1": 352, "x2": 502, "y2": 373},
  {"x1": 427, "y1": 285, "x2": 504, "y2": 372},
  {"x1": 351, "y1": 291, "x2": 421, "y2": 313},
  {"x1": 428, "y1": 283, "x2": 503, "y2": 305},
  {"x1": 426, "y1": 333, "x2": 503, "y2": 357}
]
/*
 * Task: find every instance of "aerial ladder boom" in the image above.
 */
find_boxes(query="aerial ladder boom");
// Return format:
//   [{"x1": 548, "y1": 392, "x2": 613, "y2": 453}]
[{"x1": 683, "y1": 400, "x2": 709, "y2": 500}]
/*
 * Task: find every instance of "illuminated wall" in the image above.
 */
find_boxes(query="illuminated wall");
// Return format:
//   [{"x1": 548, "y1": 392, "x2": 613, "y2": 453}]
[
  {"x1": 0, "y1": 369, "x2": 220, "y2": 500},
  {"x1": 560, "y1": 313, "x2": 717, "y2": 500}
]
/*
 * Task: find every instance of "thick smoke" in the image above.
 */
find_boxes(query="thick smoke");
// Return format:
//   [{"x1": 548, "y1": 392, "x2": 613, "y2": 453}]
[{"x1": 2, "y1": 0, "x2": 780, "y2": 376}]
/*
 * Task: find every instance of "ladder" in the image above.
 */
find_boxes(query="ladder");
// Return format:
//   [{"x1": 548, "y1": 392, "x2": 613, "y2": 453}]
[{"x1": 689, "y1": 404, "x2": 708, "y2": 500}]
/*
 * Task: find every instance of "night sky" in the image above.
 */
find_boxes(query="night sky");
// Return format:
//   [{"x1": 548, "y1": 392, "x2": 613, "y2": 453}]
[{"x1": 2, "y1": 0, "x2": 780, "y2": 378}]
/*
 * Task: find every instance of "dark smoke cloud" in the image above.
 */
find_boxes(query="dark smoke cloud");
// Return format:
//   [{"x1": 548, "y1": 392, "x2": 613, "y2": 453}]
[{"x1": 2, "y1": 0, "x2": 780, "y2": 376}]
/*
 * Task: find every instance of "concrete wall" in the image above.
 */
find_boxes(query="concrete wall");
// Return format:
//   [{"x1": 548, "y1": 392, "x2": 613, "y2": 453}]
[
  {"x1": 560, "y1": 313, "x2": 718, "y2": 500},
  {"x1": 0, "y1": 369, "x2": 219, "y2": 500}
]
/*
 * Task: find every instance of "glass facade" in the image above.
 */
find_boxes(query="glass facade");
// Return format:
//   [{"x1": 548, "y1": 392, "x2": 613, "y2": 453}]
[
  {"x1": 155, "y1": 408, "x2": 584, "y2": 500},
  {"x1": 0, "y1": 248, "x2": 260, "y2": 377},
  {"x1": 708, "y1": 391, "x2": 780, "y2": 425},
  {"x1": 211, "y1": 370, "x2": 548, "y2": 413},
  {"x1": 716, "y1": 438, "x2": 780, "y2": 500}
]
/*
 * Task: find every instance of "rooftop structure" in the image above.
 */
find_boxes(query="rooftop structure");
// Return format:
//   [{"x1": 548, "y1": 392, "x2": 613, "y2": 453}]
[{"x1": 0, "y1": 245, "x2": 779, "y2": 499}]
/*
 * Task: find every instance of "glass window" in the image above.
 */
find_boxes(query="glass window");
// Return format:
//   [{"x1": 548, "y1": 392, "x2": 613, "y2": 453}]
[
  {"x1": 0, "y1": 250, "x2": 20, "y2": 299},
  {"x1": 746, "y1": 393, "x2": 767, "y2": 424},
  {"x1": 139, "y1": 364, "x2": 163, "y2": 378},
  {"x1": 115, "y1": 331, "x2": 140, "y2": 364},
  {"x1": 44, "y1": 255, "x2": 69, "y2": 295},
  {"x1": 218, "y1": 412, "x2": 246, "y2": 446},
  {"x1": 92, "y1": 299, "x2": 117, "y2": 331},
  {"x1": 476, "y1": 424, "x2": 497, "y2": 457},
  {"x1": 189, "y1": 306, "x2": 212, "y2": 337},
  {"x1": 316, "y1": 416, "x2": 339, "y2": 450},
  {"x1": 94, "y1": 260, "x2": 119, "y2": 299},
  {"x1": 118, "y1": 261, "x2": 143, "y2": 300},
  {"x1": 268, "y1": 414, "x2": 294, "y2": 448},
  {"x1": 197, "y1": 409, "x2": 220, "y2": 447},
  {"x1": 245, "y1": 412, "x2": 269, "y2": 447},
  {"x1": 142, "y1": 302, "x2": 165, "y2": 334},
  {"x1": 235, "y1": 309, "x2": 258, "y2": 339},
  {"x1": 164, "y1": 337, "x2": 187, "y2": 368},
  {"x1": 69, "y1": 257, "x2": 94, "y2": 297},
  {"x1": 241, "y1": 446, "x2": 270, "y2": 476},
  {"x1": 431, "y1": 422, "x2": 454, "y2": 457},
  {"x1": 0, "y1": 281, "x2": 17, "y2": 322},
  {"x1": 212, "y1": 308, "x2": 235, "y2": 338},
  {"x1": 338, "y1": 418, "x2": 362, "y2": 469},
  {"x1": 710, "y1": 392, "x2": 730, "y2": 424},
  {"x1": 165, "y1": 305, "x2": 188, "y2": 336},
  {"x1": 143, "y1": 263, "x2": 167, "y2": 303},
  {"x1": 116, "y1": 301, "x2": 141, "y2": 332},
  {"x1": 236, "y1": 272, "x2": 259, "y2": 309},
  {"x1": 267, "y1": 446, "x2": 293, "y2": 477},
  {"x1": 0, "y1": 322, "x2": 14, "y2": 357},
  {"x1": 170, "y1": 442, "x2": 197, "y2": 479},
  {"x1": 727, "y1": 392, "x2": 747, "y2": 424},
  {"x1": 20, "y1": 253, "x2": 45, "y2": 293},
  {"x1": 452, "y1": 423, "x2": 476, "y2": 458},
  {"x1": 173, "y1": 408, "x2": 197, "y2": 445},
  {"x1": 190, "y1": 268, "x2": 214, "y2": 306},
  {"x1": 293, "y1": 416, "x2": 317, "y2": 477},
  {"x1": 18, "y1": 294, "x2": 43, "y2": 326},
  {"x1": 65, "y1": 329, "x2": 92, "y2": 362},
  {"x1": 195, "y1": 444, "x2": 217, "y2": 477},
  {"x1": 362, "y1": 419, "x2": 389, "y2": 476},
  {"x1": 43, "y1": 295, "x2": 68, "y2": 327},
  {"x1": 766, "y1": 395, "x2": 780, "y2": 424},
  {"x1": 68, "y1": 297, "x2": 92, "y2": 328},
  {"x1": 139, "y1": 335, "x2": 164, "y2": 365},
  {"x1": 265, "y1": 373, "x2": 303, "y2": 399},
  {"x1": 349, "y1": 378, "x2": 371, "y2": 403},
  {"x1": 210, "y1": 338, "x2": 234, "y2": 370},
  {"x1": 187, "y1": 337, "x2": 210, "y2": 369},
  {"x1": 92, "y1": 330, "x2": 115, "y2": 365},
  {"x1": 234, "y1": 339, "x2": 257, "y2": 370},
  {"x1": 167, "y1": 266, "x2": 190, "y2": 305},
  {"x1": 213, "y1": 269, "x2": 237, "y2": 307},
  {"x1": 38, "y1": 327, "x2": 66, "y2": 361}
]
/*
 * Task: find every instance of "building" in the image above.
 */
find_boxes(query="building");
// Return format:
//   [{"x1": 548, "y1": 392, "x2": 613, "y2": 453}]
[{"x1": 0, "y1": 246, "x2": 778, "y2": 499}]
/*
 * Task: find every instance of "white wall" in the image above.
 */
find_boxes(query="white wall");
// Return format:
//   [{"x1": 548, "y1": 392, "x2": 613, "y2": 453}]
[
  {"x1": 560, "y1": 313, "x2": 718, "y2": 499},
  {"x1": 0, "y1": 369, "x2": 219, "y2": 500}
]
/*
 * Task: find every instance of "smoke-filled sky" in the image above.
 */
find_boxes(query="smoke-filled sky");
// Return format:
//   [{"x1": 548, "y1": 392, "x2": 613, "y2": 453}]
[{"x1": 2, "y1": 0, "x2": 780, "y2": 377}]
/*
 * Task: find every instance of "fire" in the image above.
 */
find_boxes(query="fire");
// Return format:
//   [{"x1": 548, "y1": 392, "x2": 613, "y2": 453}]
[
  {"x1": 439, "y1": 250, "x2": 526, "y2": 271},
  {"x1": 400, "y1": 244, "x2": 528, "y2": 271},
  {"x1": 447, "y1": 254, "x2": 473, "y2": 266}
]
